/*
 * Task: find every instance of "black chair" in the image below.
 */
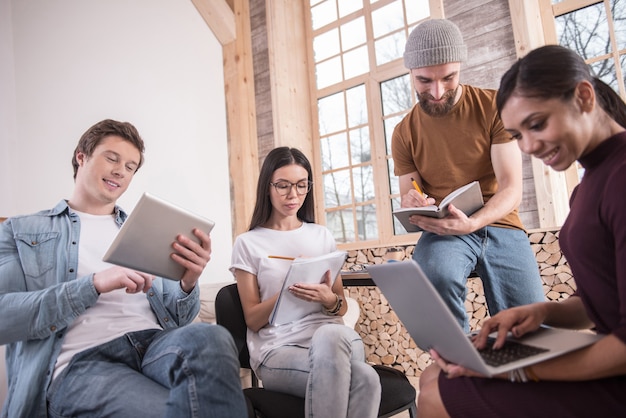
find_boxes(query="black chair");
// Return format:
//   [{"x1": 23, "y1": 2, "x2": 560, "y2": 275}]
[{"x1": 215, "y1": 283, "x2": 417, "y2": 418}]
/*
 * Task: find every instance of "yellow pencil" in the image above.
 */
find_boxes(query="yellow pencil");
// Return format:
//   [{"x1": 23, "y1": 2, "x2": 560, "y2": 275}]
[
  {"x1": 268, "y1": 255, "x2": 295, "y2": 261},
  {"x1": 410, "y1": 177, "x2": 425, "y2": 197}
]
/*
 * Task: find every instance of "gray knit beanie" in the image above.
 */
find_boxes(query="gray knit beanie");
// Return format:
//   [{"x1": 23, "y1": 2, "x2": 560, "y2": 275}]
[{"x1": 403, "y1": 19, "x2": 467, "y2": 69}]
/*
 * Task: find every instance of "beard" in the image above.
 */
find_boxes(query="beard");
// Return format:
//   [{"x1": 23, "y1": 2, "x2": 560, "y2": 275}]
[{"x1": 417, "y1": 85, "x2": 459, "y2": 117}]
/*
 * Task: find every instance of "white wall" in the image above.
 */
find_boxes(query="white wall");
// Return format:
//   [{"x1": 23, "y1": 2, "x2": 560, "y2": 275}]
[{"x1": 0, "y1": 0, "x2": 234, "y2": 283}]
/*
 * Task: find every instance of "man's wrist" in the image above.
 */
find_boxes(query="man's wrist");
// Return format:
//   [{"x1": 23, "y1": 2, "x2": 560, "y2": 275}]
[{"x1": 180, "y1": 281, "x2": 196, "y2": 294}]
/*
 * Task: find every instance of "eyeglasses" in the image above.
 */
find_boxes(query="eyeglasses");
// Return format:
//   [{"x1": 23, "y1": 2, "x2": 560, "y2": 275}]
[{"x1": 270, "y1": 180, "x2": 312, "y2": 196}]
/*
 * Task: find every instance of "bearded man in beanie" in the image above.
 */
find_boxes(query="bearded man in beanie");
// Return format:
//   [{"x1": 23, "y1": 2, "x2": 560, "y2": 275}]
[{"x1": 391, "y1": 19, "x2": 544, "y2": 331}]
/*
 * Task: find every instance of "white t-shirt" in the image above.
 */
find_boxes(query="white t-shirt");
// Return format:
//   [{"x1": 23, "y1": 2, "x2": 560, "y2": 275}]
[
  {"x1": 230, "y1": 222, "x2": 343, "y2": 371},
  {"x1": 53, "y1": 210, "x2": 161, "y2": 379}
]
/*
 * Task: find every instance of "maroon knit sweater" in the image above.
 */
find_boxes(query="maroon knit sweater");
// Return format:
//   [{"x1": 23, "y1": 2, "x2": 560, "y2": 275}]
[{"x1": 560, "y1": 132, "x2": 626, "y2": 342}]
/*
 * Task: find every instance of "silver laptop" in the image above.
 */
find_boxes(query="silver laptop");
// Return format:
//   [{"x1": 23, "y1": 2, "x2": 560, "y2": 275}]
[
  {"x1": 366, "y1": 260, "x2": 601, "y2": 376},
  {"x1": 103, "y1": 192, "x2": 215, "y2": 280}
]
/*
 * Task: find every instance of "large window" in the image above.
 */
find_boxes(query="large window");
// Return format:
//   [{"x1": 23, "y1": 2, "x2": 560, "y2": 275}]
[
  {"x1": 542, "y1": 0, "x2": 626, "y2": 184},
  {"x1": 306, "y1": 0, "x2": 441, "y2": 248}
]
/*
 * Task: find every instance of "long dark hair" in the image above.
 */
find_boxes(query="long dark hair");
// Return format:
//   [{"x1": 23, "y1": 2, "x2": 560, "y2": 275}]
[
  {"x1": 248, "y1": 147, "x2": 315, "y2": 230},
  {"x1": 497, "y1": 45, "x2": 626, "y2": 127}
]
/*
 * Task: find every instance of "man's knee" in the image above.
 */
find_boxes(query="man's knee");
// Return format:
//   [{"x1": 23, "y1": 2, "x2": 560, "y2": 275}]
[{"x1": 177, "y1": 323, "x2": 236, "y2": 355}]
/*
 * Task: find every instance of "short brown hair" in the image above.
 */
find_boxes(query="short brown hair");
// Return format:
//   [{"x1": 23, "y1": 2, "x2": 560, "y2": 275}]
[{"x1": 71, "y1": 119, "x2": 145, "y2": 179}]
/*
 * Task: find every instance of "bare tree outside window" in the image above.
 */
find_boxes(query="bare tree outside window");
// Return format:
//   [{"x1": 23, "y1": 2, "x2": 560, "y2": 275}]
[{"x1": 555, "y1": 0, "x2": 626, "y2": 94}]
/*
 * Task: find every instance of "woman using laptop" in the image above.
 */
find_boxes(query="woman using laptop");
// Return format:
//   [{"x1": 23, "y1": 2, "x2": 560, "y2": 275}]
[
  {"x1": 229, "y1": 147, "x2": 381, "y2": 417},
  {"x1": 418, "y1": 45, "x2": 626, "y2": 417}
]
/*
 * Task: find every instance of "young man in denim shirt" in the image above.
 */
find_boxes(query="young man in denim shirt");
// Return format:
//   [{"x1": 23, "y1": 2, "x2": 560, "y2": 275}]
[{"x1": 0, "y1": 119, "x2": 247, "y2": 418}]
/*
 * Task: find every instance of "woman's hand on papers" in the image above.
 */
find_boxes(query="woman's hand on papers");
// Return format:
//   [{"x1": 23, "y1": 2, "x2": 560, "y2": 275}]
[{"x1": 289, "y1": 270, "x2": 337, "y2": 308}]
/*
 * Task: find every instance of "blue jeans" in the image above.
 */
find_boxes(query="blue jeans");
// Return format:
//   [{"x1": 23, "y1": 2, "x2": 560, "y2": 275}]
[
  {"x1": 46, "y1": 323, "x2": 247, "y2": 418},
  {"x1": 413, "y1": 226, "x2": 545, "y2": 332},
  {"x1": 257, "y1": 324, "x2": 381, "y2": 418}
]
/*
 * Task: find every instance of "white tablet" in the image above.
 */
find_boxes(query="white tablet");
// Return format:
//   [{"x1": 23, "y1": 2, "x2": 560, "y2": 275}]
[{"x1": 103, "y1": 192, "x2": 215, "y2": 280}]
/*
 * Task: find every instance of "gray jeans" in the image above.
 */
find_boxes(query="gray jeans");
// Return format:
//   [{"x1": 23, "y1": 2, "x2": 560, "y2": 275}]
[{"x1": 257, "y1": 324, "x2": 381, "y2": 418}]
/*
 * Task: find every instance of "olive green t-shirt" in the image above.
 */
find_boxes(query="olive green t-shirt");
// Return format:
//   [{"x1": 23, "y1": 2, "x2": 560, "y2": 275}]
[{"x1": 391, "y1": 84, "x2": 524, "y2": 231}]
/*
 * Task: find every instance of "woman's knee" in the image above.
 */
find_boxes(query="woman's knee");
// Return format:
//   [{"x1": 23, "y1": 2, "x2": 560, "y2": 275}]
[
  {"x1": 310, "y1": 324, "x2": 362, "y2": 363},
  {"x1": 419, "y1": 364, "x2": 440, "y2": 390},
  {"x1": 356, "y1": 363, "x2": 381, "y2": 393},
  {"x1": 312, "y1": 324, "x2": 357, "y2": 345},
  {"x1": 418, "y1": 366, "x2": 449, "y2": 418}
]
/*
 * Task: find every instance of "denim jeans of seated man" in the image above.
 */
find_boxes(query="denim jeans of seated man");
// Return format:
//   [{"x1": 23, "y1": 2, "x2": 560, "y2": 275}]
[
  {"x1": 47, "y1": 323, "x2": 247, "y2": 418},
  {"x1": 413, "y1": 226, "x2": 545, "y2": 332}
]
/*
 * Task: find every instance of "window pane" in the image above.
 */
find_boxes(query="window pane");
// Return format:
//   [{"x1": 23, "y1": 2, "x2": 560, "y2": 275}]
[
  {"x1": 346, "y1": 84, "x2": 367, "y2": 128},
  {"x1": 311, "y1": 0, "x2": 337, "y2": 30},
  {"x1": 381, "y1": 74, "x2": 412, "y2": 115},
  {"x1": 353, "y1": 164, "x2": 374, "y2": 202},
  {"x1": 316, "y1": 57, "x2": 343, "y2": 89},
  {"x1": 384, "y1": 115, "x2": 404, "y2": 155},
  {"x1": 343, "y1": 45, "x2": 369, "y2": 79},
  {"x1": 321, "y1": 132, "x2": 349, "y2": 170},
  {"x1": 406, "y1": 0, "x2": 431, "y2": 25},
  {"x1": 387, "y1": 157, "x2": 399, "y2": 194},
  {"x1": 391, "y1": 197, "x2": 408, "y2": 235},
  {"x1": 314, "y1": 28, "x2": 340, "y2": 62},
  {"x1": 324, "y1": 169, "x2": 352, "y2": 206},
  {"x1": 318, "y1": 92, "x2": 346, "y2": 135},
  {"x1": 372, "y1": 1, "x2": 404, "y2": 38},
  {"x1": 338, "y1": 0, "x2": 363, "y2": 18},
  {"x1": 327, "y1": 209, "x2": 355, "y2": 243},
  {"x1": 349, "y1": 127, "x2": 371, "y2": 164},
  {"x1": 589, "y1": 57, "x2": 619, "y2": 92},
  {"x1": 356, "y1": 203, "x2": 378, "y2": 240},
  {"x1": 612, "y1": 0, "x2": 626, "y2": 50},
  {"x1": 341, "y1": 17, "x2": 366, "y2": 50},
  {"x1": 621, "y1": 52, "x2": 626, "y2": 93},
  {"x1": 555, "y1": 3, "x2": 611, "y2": 59},
  {"x1": 375, "y1": 32, "x2": 406, "y2": 65}
]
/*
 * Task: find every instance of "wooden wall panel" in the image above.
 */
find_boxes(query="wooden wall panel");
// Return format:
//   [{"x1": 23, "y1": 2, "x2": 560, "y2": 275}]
[{"x1": 250, "y1": 0, "x2": 275, "y2": 165}]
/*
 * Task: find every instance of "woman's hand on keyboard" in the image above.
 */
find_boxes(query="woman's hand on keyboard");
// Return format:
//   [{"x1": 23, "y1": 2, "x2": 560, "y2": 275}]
[{"x1": 473, "y1": 304, "x2": 547, "y2": 350}]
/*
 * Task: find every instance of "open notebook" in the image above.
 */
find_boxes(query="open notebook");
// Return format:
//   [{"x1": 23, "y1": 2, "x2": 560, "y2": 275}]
[
  {"x1": 366, "y1": 260, "x2": 601, "y2": 376},
  {"x1": 269, "y1": 251, "x2": 347, "y2": 326}
]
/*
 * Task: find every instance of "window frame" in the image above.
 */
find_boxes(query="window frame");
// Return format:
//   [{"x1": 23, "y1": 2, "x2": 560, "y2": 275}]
[{"x1": 305, "y1": 0, "x2": 444, "y2": 250}]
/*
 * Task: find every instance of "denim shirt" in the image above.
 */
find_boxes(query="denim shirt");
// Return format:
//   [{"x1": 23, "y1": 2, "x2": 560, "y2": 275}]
[{"x1": 0, "y1": 200, "x2": 201, "y2": 418}]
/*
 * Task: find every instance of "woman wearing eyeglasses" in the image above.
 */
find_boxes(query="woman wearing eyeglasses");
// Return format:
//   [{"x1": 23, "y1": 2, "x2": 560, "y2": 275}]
[{"x1": 230, "y1": 147, "x2": 381, "y2": 418}]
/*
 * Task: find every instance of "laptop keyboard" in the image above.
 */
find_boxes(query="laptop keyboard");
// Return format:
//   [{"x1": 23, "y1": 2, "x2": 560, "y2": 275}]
[{"x1": 478, "y1": 337, "x2": 549, "y2": 367}]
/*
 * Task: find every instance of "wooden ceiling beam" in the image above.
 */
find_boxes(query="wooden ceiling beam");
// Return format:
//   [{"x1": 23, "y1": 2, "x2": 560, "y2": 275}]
[{"x1": 191, "y1": 0, "x2": 236, "y2": 45}]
